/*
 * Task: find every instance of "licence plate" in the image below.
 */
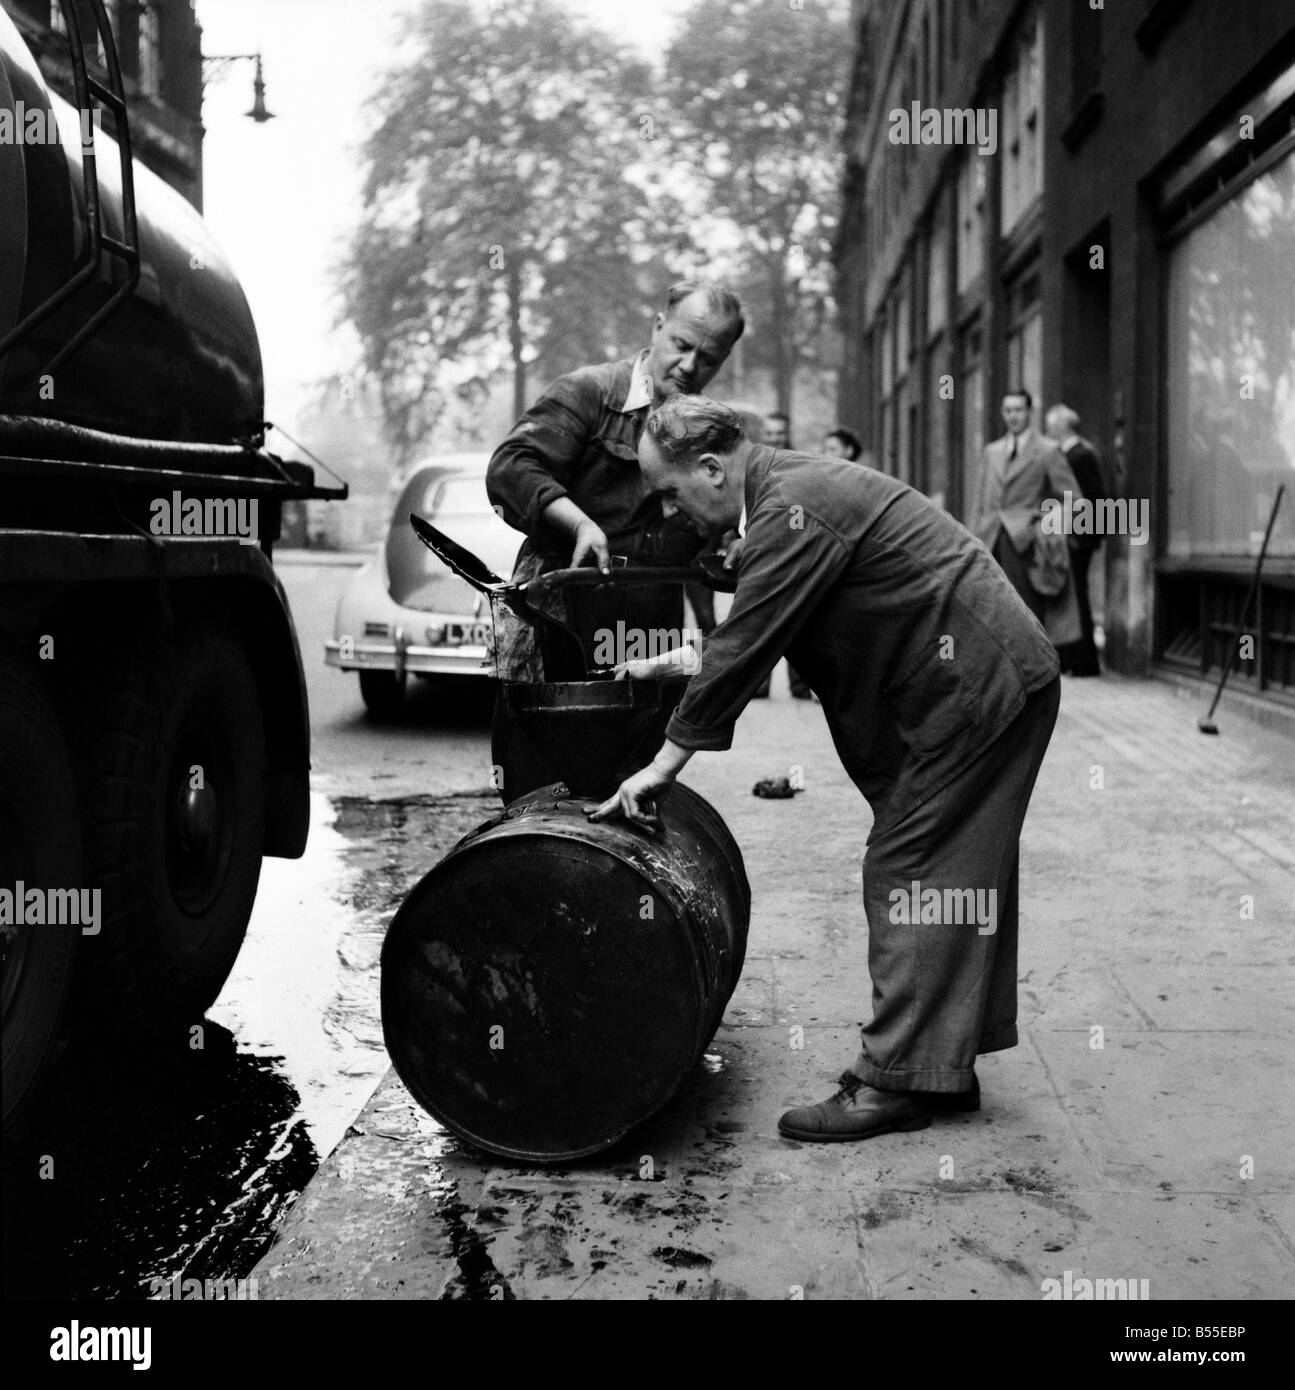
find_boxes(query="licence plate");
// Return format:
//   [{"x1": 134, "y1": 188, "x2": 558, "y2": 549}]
[{"x1": 443, "y1": 621, "x2": 491, "y2": 646}]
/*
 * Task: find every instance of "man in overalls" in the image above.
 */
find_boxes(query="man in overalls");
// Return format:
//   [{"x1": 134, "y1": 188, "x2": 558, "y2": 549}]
[
  {"x1": 485, "y1": 282, "x2": 744, "y2": 796},
  {"x1": 592, "y1": 395, "x2": 1061, "y2": 1142}
]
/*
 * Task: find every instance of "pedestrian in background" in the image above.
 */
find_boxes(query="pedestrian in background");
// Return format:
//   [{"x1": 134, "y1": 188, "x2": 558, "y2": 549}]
[
  {"x1": 972, "y1": 388, "x2": 1082, "y2": 652},
  {"x1": 1045, "y1": 403, "x2": 1104, "y2": 677},
  {"x1": 761, "y1": 411, "x2": 791, "y2": 449},
  {"x1": 823, "y1": 427, "x2": 863, "y2": 461}
]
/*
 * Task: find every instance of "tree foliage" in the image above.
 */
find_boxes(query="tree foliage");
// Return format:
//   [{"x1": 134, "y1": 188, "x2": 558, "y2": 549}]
[
  {"x1": 340, "y1": 0, "x2": 665, "y2": 463},
  {"x1": 338, "y1": 0, "x2": 850, "y2": 459},
  {"x1": 662, "y1": 0, "x2": 850, "y2": 411}
]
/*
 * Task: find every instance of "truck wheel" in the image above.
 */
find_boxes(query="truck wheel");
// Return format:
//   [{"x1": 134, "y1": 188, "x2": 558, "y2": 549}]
[
  {"x1": 360, "y1": 669, "x2": 406, "y2": 718},
  {"x1": 0, "y1": 660, "x2": 81, "y2": 1122},
  {"x1": 82, "y1": 624, "x2": 266, "y2": 1036}
]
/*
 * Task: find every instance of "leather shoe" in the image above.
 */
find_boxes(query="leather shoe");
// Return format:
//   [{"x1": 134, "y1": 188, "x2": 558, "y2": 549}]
[
  {"x1": 778, "y1": 1071, "x2": 932, "y2": 1142},
  {"x1": 915, "y1": 1071, "x2": 980, "y2": 1113}
]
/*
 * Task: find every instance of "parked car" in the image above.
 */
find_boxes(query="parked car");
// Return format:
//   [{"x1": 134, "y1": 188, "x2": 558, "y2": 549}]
[{"x1": 326, "y1": 454, "x2": 523, "y2": 716}]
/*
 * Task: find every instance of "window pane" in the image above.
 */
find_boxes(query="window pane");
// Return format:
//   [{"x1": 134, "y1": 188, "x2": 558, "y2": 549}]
[
  {"x1": 429, "y1": 477, "x2": 487, "y2": 516},
  {"x1": 961, "y1": 360, "x2": 984, "y2": 525},
  {"x1": 957, "y1": 150, "x2": 984, "y2": 292},
  {"x1": 928, "y1": 194, "x2": 948, "y2": 336},
  {"x1": 1166, "y1": 149, "x2": 1295, "y2": 558},
  {"x1": 927, "y1": 334, "x2": 950, "y2": 501},
  {"x1": 895, "y1": 273, "x2": 910, "y2": 373},
  {"x1": 139, "y1": 3, "x2": 162, "y2": 96}
]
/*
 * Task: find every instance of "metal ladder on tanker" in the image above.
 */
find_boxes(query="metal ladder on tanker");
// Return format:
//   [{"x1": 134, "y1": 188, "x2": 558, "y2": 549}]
[{"x1": 0, "y1": 0, "x2": 140, "y2": 376}]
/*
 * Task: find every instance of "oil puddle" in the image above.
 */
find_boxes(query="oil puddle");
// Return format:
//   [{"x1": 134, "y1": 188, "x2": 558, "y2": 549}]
[
  {"x1": 2, "y1": 788, "x2": 499, "y2": 1300},
  {"x1": 208, "y1": 792, "x2": 391, "y2": 1161}
]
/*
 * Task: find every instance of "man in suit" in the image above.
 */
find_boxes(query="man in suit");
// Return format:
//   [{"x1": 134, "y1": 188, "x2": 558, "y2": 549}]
[
  {"x1": 591, "y1": 395, "x2": 1061, "y2": 1141},
  {"x1": 1045, "y1": 403, "x2": 1104, "y2": 676},
  {"x1": 973, "y1": 389, "x2": 1082, "y2": 649}
]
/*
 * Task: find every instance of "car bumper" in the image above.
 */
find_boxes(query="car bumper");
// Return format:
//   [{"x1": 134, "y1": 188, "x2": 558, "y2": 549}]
[{"x1": 325, "y1": 639, "x2": 493, "y2": 678}]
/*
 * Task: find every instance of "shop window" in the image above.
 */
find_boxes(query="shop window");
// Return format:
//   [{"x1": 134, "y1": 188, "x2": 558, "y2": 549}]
[{"x1": 1165, "y1": 146, "x2": 1295, "y2": 561}]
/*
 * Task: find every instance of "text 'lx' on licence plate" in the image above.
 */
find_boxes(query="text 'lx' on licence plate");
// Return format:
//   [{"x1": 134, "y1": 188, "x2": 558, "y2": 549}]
[{"x1": 444, "y1": 621, "x2": 491, "y2": 646}]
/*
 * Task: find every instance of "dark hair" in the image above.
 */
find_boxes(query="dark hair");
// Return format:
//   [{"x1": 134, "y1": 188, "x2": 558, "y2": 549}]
[
  {"x1": 663, "y1": 280, "x2": 745, "y2": 342},
  {"x1": 826, "y1": 427, "x2": 862, "y2": 460},
  {"x1": 645, "y1": 394, "x2": 746, "y2": 468},
  {"x1": 1002, "y1": 388, "x2": 1033, "y2": 409},
  {"x1": 764, "y1": 411, "x2": 790, "y2": 426}
]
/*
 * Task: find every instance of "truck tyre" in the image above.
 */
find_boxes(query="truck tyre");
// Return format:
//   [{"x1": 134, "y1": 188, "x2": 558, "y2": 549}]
[
  {"x1": 360, "y1": 668, "x2": 406, "y2": 718},
  {"x1": 0, "y1": 660, "x2": 81, "y2": 1122},
  {"x1": 81, "y1": 624, "x2": 266, "y2": 1037}
]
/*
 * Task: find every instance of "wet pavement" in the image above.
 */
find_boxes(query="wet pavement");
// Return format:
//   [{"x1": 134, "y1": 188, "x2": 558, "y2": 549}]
[
  {"x1": 0, "y1": 787, "x2": 499, "y2": 1300},
  {"x1": 251, "y1": 671, "x2": 1295, "y2": 1300},
  {"x1": 7, "y1": 557, "x2": 1291, "y2": 1301},
  {"x1": 1, "y1": 557, "x2": 501, "y2": 1300}
]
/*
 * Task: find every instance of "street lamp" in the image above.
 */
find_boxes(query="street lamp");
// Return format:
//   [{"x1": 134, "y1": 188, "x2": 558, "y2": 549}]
[{"x1": 201, "y1": 52, "x2": 275, "y2": 123}]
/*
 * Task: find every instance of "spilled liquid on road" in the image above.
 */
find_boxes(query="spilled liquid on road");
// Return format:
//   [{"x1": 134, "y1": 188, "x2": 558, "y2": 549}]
[{"x1": 1, "y1": 789, "x2": 499, "y2": 1300}]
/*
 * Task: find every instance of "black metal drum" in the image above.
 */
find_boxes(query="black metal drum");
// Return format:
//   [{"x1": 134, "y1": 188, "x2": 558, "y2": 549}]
[{"x1": 380, "y1": 779, "x2": 750, "y2": 1163}]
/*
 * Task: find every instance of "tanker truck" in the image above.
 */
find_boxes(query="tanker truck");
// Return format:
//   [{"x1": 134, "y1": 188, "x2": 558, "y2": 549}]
[{"x1": 0, "y1": 1, "x2": 345, "y2": 1120}]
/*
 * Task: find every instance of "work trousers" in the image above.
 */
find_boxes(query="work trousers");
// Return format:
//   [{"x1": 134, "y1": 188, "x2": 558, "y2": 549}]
[{"x1": 850, "y1": 676, "x2": 1061, "y2": 1094}]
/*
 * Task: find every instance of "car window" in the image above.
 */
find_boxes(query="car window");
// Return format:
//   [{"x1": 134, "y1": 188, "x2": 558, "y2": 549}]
[{"x1": 428, "y1": 477, "x2": 487, "y2": 517}]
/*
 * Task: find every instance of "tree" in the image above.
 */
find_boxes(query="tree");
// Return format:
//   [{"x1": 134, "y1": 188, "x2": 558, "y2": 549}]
[
  {"x1": 662, "y1": 0, "x2": 850, "y2": 415},
  {"x1": 340, "y1": 0, "x2": 665, "y2": 465}
]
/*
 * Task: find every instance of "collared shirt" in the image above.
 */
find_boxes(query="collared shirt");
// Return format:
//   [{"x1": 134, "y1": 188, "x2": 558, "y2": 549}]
[
  {"x1": 666, "y1": 448, "x2": 1060, "y2": 835},
  {"x1": 487, "y1": 351, "x2": 696, "y2": 566}
]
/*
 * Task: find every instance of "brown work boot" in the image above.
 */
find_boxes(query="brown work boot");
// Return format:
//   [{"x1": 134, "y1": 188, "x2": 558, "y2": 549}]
[{"x1": 778, "y1": 1071, "x2": 932, "y2": 1143}]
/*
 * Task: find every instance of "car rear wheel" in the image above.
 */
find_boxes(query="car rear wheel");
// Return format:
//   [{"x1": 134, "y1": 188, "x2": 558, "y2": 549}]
[
  {"x1": 0, "y1": 659, "x2": 81, "y2": 1122},
  {"x1": 360, "y1": 669, "x2": 407, "y2": 719}
]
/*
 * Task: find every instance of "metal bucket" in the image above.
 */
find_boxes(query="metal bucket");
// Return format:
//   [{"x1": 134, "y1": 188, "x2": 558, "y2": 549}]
[
  {"x1": 493, "y1": 677, "x2": 686, "y2": 802},
  {"x1": 380, "y1": 780, "x2": 750, "y2": 1163}
]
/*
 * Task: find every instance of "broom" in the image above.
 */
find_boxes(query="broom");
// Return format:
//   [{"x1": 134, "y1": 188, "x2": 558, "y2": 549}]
[{"x1": 1198, "y1": 483, "x2": 1285, "y2": 734}]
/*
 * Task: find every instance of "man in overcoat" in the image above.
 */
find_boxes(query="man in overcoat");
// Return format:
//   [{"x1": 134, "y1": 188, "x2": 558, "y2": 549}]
[{"x1": 974, "y1": 389, "x2": 1082, "y2": 650}]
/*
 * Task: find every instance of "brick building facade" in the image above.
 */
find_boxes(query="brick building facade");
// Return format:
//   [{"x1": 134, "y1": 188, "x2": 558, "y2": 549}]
[{"x1": 835, "y1": 0, "x2": 1295, "y2": 704}]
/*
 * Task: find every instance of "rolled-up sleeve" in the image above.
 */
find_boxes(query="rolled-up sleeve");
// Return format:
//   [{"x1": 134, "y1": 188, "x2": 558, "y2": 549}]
[
  {"x1": 665, "y1": 505, "x2": 852, "y2": 751},
  {"x1": 486, "y1": 370, "x2": 601, "y2": 537}
]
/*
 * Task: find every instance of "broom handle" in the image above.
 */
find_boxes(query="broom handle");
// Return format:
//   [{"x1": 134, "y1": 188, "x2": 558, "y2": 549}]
[{"x1": 1205, "y1": 483, "x2": 1285, "y2": 721}]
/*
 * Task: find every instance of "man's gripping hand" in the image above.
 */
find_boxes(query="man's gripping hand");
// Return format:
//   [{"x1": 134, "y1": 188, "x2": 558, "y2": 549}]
[
  {"x1": 586, "y1": 764, "x2": 674, "y2": 831},
  {"x1": 571, "y1": 519, "x2": 611, "y2": 572}
]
